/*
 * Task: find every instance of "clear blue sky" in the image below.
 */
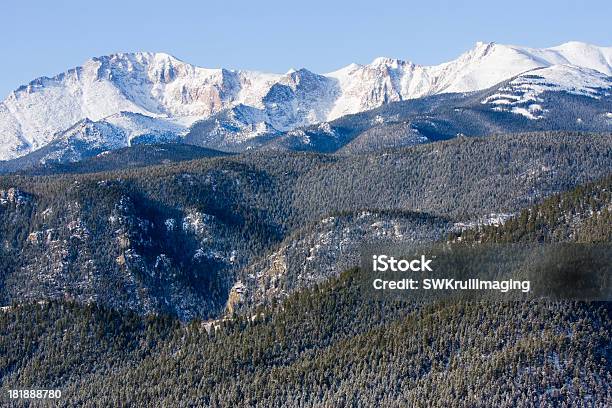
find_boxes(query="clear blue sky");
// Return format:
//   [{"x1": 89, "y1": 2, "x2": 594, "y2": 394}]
[{"x1": 1, "y1": 0, "x2": 610, "y2": 97}]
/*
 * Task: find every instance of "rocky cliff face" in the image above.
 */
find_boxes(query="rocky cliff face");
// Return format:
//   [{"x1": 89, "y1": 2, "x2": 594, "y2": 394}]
[
  {"x1": 0, "y1": 183, "x2": 246, "y2": 320},
  {"x1": 230, "y1": 211, "x2": 453, "y2": 313}
]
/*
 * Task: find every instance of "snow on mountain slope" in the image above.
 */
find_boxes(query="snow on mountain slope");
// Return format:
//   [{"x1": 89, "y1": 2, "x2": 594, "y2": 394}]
[
  {"x1": 183, "y1": 104, "x2": 281, "y2": 151},
  {"x1": 546, "y1": 42, "x2": 612, "y2": 75},
  {"x1": 482, "y1": 65, "x2": 612, "y2": 119},
  {"x1": 326, "y1": 42, "x2": 612, "y2": 120},
  {"x1": 325, "y1": 58, "x2": 431, "y2": 119},
  {"x1": 0, "y1": 42, "x2": 610, "y2": 161},
  {"x1": 12, "y1": 111, "x2": 190, "y2": 166},
  {"x1": 37, "y1": 119, "x2": 128, "y2": 164},
  {"x1": 104, "y1": 111, "x2": 186, "y2": 144},
  {"x1": 263, "y1": 68, "x2": 339, "y2": 130},
  {"x1": 0, "y1": 52, "x2": 280, "y2": 160}
]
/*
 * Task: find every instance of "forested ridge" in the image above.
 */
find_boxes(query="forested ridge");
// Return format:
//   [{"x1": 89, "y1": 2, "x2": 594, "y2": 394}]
[
  {"x1": 0, "y1": 132, "x2": 610, "y2": 320},
  {"x1": 0, "y1": 159, "x2": 610, "y2": 406},
  {"x1": 452, "y1": 175, "x2": 612, "y2": 243},
  {"x1": 1, "y1": 288, "x2": 609, "y2": 407}
]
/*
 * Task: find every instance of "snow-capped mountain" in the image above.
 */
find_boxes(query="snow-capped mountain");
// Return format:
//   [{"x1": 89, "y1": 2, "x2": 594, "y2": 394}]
[
  {"x1": 0, "y1": 41, "x2": 611, "y2": 161},
  {"x1": 482, "y1": 65, "x2": 611, "y2": 119},
  {"x1": 324, "y1": 41, "x2": 611, "y2": 119},
  {"x1": 261, "y1": 66, "x2": 611, "y2": 154},
  {"x1": 0, "y1": 52, "x2": 282, "y2": 160}
]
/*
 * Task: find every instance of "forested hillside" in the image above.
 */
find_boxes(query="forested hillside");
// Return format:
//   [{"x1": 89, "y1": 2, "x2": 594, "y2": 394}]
[
  {"x1": 0, "y1": 132, "x2": 610, "y2": 319},
  {"x1": 231, "y1": 209, "x2": 453, "y2": 313},
  {"x1": 1, "y1": 276, "x2": 609, "y2": 406},
  {"x1": 453, "y1": 175, "x2": 612, "y2": 243},
  {"x1": 0, "y1": 144, "x2": 229, "y2": 175},
  {"x1": 0, "y1": 150, "x2": 610, "y2": 407}
]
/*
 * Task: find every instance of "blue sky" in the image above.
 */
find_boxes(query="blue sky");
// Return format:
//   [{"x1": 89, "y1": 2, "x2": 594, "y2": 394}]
[{"x1": 0, "y1": 0, "x2": 610, "y2": 97}]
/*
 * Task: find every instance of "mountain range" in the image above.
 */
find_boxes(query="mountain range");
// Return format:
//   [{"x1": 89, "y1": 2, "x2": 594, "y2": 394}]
[{"x1": 0, "y1": 41, "x2": 611, "y2": 167}]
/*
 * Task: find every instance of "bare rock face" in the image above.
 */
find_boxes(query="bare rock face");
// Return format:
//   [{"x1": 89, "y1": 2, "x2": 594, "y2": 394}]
[
  {"x1": 226, "y1": 281, "x2": 246, "y2": 316},
  {"x1": 232, "y1": 211, "x2": 453, "y2": 313},
  {"x1": 0, "y1": 188, "x2": 31, "y2": 206}
]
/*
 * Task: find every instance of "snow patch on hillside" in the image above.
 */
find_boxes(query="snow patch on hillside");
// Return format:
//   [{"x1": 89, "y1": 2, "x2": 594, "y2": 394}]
[{"x1": 482, "y1": 65, "x2": 611, "y2": 118}]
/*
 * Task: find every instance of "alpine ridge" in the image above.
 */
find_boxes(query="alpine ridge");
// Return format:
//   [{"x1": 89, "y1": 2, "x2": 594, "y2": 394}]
[{"x1": 0, "y1": 41, "x2": 611, "y2": 161}]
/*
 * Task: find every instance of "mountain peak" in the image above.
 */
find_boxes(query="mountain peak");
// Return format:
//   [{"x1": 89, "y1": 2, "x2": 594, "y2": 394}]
[
  {"x1": 475, "y1": 41, "x2": 496, "y2": 48},
  {"x1": 90, "y1": 51, "x2": 182, "y2": 63},
  {"x1": 466, "y1": 41, "x2": 498, "y2": 57},
  {"x1": 370, "y1": 57, "x2": 409, "y2": 68},
  {"x1": 555, "y1": 40, "x2": 597, "y2": 48}
]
